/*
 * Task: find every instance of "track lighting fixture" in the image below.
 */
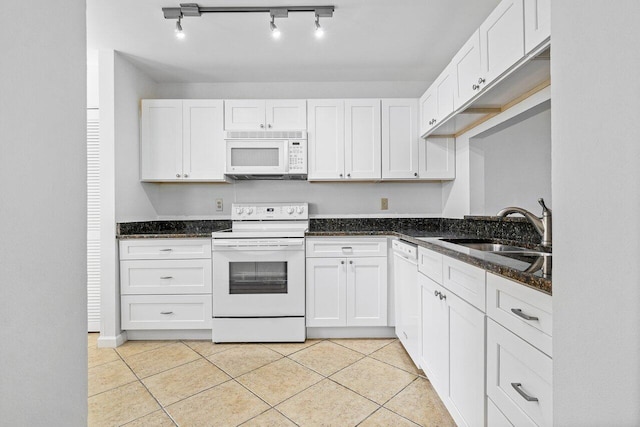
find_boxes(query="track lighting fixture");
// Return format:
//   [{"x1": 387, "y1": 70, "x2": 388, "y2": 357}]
[
  {"x1": 175, "y1": 16, "x2": 185, "y2": 39},
  {"x1": 162, "y1": 4, "x2": 335, "y2": 40},
  {"x1": 314, "y1": 15, "x2": 324, "y2": 39},
  {"x1": 269, "y1": 14, "x2": 281, "y2": 39}
]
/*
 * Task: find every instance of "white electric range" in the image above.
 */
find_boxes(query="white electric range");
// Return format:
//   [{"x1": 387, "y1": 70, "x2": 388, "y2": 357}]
[{"x1": 211, "y1": 203, "x2": 308, "y2": 342}]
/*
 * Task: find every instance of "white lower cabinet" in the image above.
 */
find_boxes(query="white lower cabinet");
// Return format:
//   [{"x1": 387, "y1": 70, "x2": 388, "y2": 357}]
[
  {"x1": 306, "y1": 238, "x2": 388, "y2": 327},
  {"x1": 418, "y1": 267, "x2": 486, "y2": 427},
  {"x1": 487, "y1": 320, "x2": 552, "y2": 426},
  {"x1": 486, "y1": 272, "x2": 553, "y2": 426},
  {"x1": 119, "y1": 238, "x2": 213, "y2": 333}
]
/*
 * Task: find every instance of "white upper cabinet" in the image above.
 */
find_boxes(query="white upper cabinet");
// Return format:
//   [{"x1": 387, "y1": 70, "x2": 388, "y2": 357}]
[
  {"x1": 307, "y1": 99, "x2": 381, "y2": 181},
  {"x1": 452, "y1": 30, "x2": 483, "y2": 110},
  {"x1": 224, "y1": 99, "x2": 306, "y2": 131},
  {"x1": 182, "y1": 100, "x2": 225, "y2": 180},
  {"x1": 141, "y1": 99, "x2": 225, "y2": 182},
  {"x1": 344, "y1": 99, "x2": 381, "y2": 180},
  {"x1": 141, "y1": 100, "x2": 182, "y2": 181},
  {"x1": 524, "y1": 0, "x2": 551, "y2": 53},
  {"x1": 479, "y1": 0, "x2": 525, "y2": 84},
  {"x1": 266, "y1": 100, "x2": 307, "y2": 130},
  {"x1": 307, "y1": 99, "x2": 345, "y2": 180},
  {"x1": 419, "y1": 64, "x2": 455, "y2": 137},
  {"x1": 381, "y1": 99, "x2": 419, "y2": 179},
  {"x1": 418, "y1": 137, "x2": 455, "y2": 180}
]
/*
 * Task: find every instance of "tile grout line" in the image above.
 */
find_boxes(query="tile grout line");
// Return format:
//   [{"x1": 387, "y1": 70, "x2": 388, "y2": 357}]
[
  {"x1": 376, "y1": 377, "x2": 428, "y2": 426},
  {"x1": 110, "y1": 346, "x2": 178, "y2": 427}
]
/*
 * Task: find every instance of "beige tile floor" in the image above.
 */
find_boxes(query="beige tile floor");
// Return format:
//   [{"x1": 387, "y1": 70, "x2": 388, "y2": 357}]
[{"x1": 88, "y1": 333, "x2": 456, "y2": 427}]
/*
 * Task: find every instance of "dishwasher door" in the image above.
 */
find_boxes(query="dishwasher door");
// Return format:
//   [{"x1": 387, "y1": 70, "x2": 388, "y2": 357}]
[{"x1": 392, "y1": 241, "x2": 421, "y2": 368}]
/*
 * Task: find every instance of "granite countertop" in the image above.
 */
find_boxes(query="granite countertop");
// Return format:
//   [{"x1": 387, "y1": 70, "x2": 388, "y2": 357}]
[
  {"x1": 118, "y1": 217, "x2": 551, "y2": 295},
  {"x1": 308, "y1": 230, "x2": 551, "y2": 295}
]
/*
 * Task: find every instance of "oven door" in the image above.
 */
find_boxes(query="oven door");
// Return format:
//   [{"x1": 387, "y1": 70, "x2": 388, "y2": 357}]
[
  {"x1": 212, "y1": 238, "x2": 305, "y2": 317},
  {"x1": 225, "y1": 139, "x2": 288, "y2": 175}
]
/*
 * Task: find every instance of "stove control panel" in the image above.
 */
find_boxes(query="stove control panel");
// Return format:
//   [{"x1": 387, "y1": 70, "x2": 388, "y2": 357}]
[{"x1": 231, "y1": 203, "x2": 308, "y2": 220}]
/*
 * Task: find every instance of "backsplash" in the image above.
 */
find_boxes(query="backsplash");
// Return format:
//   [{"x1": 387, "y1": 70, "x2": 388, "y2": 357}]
[
  {"x1": 117, "y1": 220, "x2": 231, "y2": 236},
  {"x1": 117, "y1": 216, "x2": 540, "y2": 244}
]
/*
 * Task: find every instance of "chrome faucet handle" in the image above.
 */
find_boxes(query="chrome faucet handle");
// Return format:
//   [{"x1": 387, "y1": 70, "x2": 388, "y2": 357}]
[{"x1": 538, "y1": 198, "x2": 551, "y2": 214}]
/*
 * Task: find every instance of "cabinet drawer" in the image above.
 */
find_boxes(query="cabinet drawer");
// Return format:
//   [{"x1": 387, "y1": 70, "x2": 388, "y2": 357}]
[
  {"x1": 306, "y1": 238, "x2": 387, "y2": 258},
  {"x1": 119, "y1": 239, "x2": 212, "y2": 260},
  {"x1": 442, "y1": 256, "x2": 486, "y2": 311},
  {"x1": 487, "y1": 320, "x2": 552, "y2": 427},
  {"x1": 120, "y1": 259, "x2": 212, "y2": 295},
  {"x1": 487, "y1": 273, "x2": 552, "y2": 356},
  {"x1": 417, "y1": 247, "x2": 443, "y2": 283},
  {"x1": 488, "y1": 397, "x2": 514, "y2": 427},
  {"x1": 121, "y1": 295, "x2": 212, "y2": 330}
]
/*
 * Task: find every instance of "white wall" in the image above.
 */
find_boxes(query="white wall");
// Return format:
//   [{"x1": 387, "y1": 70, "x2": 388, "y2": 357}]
[
  {"x1": 470, "y1": 107, "x2": 551, "y2": 215},
  {"x1": 443, "y1": 86, "x2": 551, "y2": 218},
  {"x1": 114, "y1": 53, "x2": 158, "y2": 221},
  {"x1": 156, "y1": 81, "x2": 428, "y2": 100},
  {"x1": 552, "y1": 2, "x2": 640, "y2": 425},
  {"x1": 0, "y1": 0, "x2": 87, "y2": 424}
]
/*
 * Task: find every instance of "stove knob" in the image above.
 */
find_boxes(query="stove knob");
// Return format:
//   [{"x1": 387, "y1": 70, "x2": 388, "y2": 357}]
[
  {"x1": 236, "y1": 207, "x2": 244, "y2": 214},
  {"x1": 287, "y1": 207, "x2": 294, "y2": 214},
  {"x1": 246, "y1": 207, "x2": 254, "y2": 215},
  {"x1": 296, "y1": 206, "x2": 305, "y2": 214}
]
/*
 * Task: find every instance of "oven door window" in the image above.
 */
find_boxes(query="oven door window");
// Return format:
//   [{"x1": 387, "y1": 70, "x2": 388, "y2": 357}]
[{"x1": 229, "y1": 261, "x2": 288, "y2": 294}]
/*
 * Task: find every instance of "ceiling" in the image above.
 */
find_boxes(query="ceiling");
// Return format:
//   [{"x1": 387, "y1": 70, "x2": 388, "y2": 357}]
[{"x1": 87, "y1": 0, "x2": 500, "y2": 84}]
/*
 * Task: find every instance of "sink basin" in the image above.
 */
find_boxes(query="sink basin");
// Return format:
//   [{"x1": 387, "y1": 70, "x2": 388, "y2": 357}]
[
  {"x1": 439, "y1": 238, "x2": 551, "y2": 256},
  {"x1": 439, "y1": 238, "x2": 530, "y2": 252}
]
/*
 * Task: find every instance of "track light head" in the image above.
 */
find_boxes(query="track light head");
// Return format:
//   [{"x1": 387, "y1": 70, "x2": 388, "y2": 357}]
[
  {"x1": 175, "y1": 16, "x2": 185, "y2": 39},
  {"x1": 270, "y1": 15, "x2": 281, "y2": 39},
  {"x1": 314, "y1": 15, "x2": 324, "y2": 38}
]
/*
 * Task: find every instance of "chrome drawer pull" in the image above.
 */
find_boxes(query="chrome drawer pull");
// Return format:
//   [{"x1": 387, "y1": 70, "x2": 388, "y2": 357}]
[
  {"x1": 511, "y1": 308, "x2": 539, "y2": 321},
  {"x1": 511, "y1": 383, "x2": 539, "y2": 402},
  {"x1": 159, "y1": 248, "x2": 173, "y2": 252},
  {"x1": 341, "y1": 247, "x2": 353, "y2": 250},
  {"x1": 160, "y1": 311, "x2": 174, "y2": 315},
  {"x1": 160, "y1": 276, "x2": 173, "y2": 279}
]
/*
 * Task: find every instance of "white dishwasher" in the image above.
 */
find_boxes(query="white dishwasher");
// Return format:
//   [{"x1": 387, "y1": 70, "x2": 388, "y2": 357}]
[{"x1": 392, "y1": 239, "x2": 421, "y2": 368}]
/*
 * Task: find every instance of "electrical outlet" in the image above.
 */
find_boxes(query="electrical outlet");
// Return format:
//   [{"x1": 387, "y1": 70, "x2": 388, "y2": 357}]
[
  {"x1": 215, "y1": 198, "x2": 223, "y2": 212},
  {"x1": 381, "y1": 198, "x2": 389, "y2": 210}
]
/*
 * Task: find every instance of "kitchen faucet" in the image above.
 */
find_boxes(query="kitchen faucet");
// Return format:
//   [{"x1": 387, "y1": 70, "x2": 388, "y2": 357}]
[{"x1": 497, "y1": 198, "x2": 552, "y2": 248}]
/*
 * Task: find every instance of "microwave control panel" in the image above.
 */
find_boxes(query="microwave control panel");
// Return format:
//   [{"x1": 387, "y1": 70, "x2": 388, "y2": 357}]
[{"x1": 288, "y1": 140, "x2": 307, "y2": 174}]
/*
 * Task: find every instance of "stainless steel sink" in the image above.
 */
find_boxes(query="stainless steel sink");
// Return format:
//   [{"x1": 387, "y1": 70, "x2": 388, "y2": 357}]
[{"x1": 439, "y1": 238, "x2": 551, "y2": 256}]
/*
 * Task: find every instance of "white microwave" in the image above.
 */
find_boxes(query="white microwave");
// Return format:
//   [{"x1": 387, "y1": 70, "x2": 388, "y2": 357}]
[{"x1": 224, "y1": 131, "x2": 307, "y2": 180}]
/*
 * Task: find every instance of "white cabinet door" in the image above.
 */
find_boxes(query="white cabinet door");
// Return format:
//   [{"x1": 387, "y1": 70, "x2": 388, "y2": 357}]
[
  {"x1": 452, "y1": 30, "x2": 483, "y2": 110},
  {"x1": 224, "y1": 99, "x2": 266, "y2": 130},
  {"x1": 307, "y1": 100, "x2": 345, "y2": 180},
  {"x1": 447, "y1": 289, "x2": 486, "y2": 427},
  {"x1": 381, "y1": 99, "x2": 419, "y2": 179},
  {"x1": 141, "y1": 99, "x2": 183, "y2": 181},
  {"x1": 418, "y1": 137, "x2": 455, "y2": 180},
  {"x1": 524, "y1": 0, "x2": 550, "y2": 53},
  {"x1": 435, "y1": 65, "x2": 455, "y2": 124},
  {"x1": 344, "y1": 99, "x2": 381, "y2": 180},
  {"x1": 182, "y1": 100, "x2": 224, "y2": 180},
  {"x1": 347, "y1": 257, "x2": 387, "y2": 327},
  {"x1": 419, "y1": 88, "x2": 438, "y2": 137},
  {"x1": 266, "y1": 100, "x2": 307, "y2": 130},
  {"x1": 306, "y1": 257, "x2": 347, "y2": 327},
  {"x1": 419, "y1": 273, "x2": 449, "y2": 394},
  {"x1": 479, "y1": 0, "x2": 525, "y2": 84}
]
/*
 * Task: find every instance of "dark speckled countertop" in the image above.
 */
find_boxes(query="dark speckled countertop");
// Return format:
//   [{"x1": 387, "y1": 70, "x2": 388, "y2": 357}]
[{"x1": 118, "y1": 216, "x2": 551, "y2": 295}]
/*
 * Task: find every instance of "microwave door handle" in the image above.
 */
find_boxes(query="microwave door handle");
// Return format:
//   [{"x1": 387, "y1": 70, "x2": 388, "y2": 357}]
[{"x1": 284, "y1": 141, "x2": 289, "y2": 173}]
